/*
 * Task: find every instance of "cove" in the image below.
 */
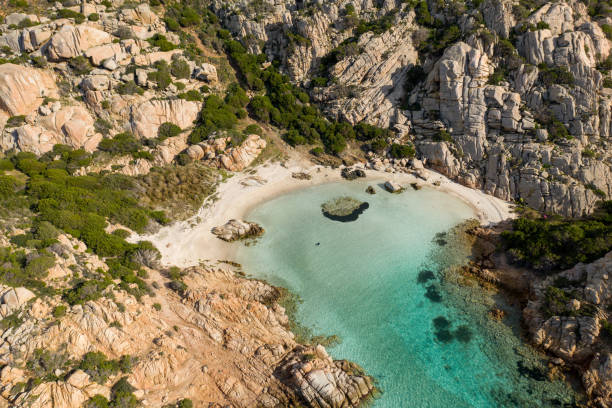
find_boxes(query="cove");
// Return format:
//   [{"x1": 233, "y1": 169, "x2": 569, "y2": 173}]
[{"x1": 236, "y1": 181, "x2": 579, "y2": 407}]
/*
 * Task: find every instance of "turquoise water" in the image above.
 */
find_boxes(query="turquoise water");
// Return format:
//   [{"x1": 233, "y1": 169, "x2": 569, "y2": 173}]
[{"x1": 236, "y1": 181, "x2": 578, "y2": 407}]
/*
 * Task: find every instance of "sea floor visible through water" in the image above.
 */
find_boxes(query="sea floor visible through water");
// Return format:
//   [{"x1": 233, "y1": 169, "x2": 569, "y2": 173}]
[{"x1": 235, "y1": 181, "x2": 582, "y2": 408}]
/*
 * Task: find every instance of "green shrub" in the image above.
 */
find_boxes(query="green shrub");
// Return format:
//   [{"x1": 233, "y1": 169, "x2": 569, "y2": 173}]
[
  {"x1": 0, "y1": 175, "x2": 17, "y2": 198},
  {"x1": 188, "y1": 94, "x2": 238, "y2": 144},
  {"x1": 164, "y1": 17, "x2": 180, "y2": 31},
  {"x1": 148, "y1": 60, "x2": 172, "y2": 90},
  {"x1": 582, "y1": 148, "x2": 597, "y2": 158},
  {"x1": 30, "y1": 55, "x2": 47, "y2": 68},
  {"x1": 94, "y1": 118, "x2": 113, "y2": 135},
  {"x1": 79, "y1": 352, "x2": 121, "y2": 384},
  {"x1": 170, "y1": 58, "x2": 191, "y2": 79},
  {"x1": 434, "y1": 130, "x2": 453, "y2": 142},
  {"x1": 56, "y1": 9, "x2": 86, "y2": 23},
  {"x1": 98, "y1": 132, "x2": 141, "y2": 155},
  {"x1": 26, "y1": 348, "x2": 70, "y2": 381},
  {"x1": 85, "y1": 395, "x2": 110, "y2": 408},
  {"x1": 110, "y1": 377, "x2": 139, "y2": 408},
  {"x1": 244, "y1": 124, "x2": 263, "y2": 135},
  {"x1": 538, "y1": 64, "x2": 575, "y2": 86},
  {"x1": 0, "y1": 312, "x2": 23, "y2": 330},
  {"x1": 536, "y1": 21, "x2": 550, "y2": 30},
  {"x1": 88, "y1": 13, "x2": 99, "y2": 21},
  {"x1": 147, "y1": 34, "x2": 176, "y2": 51},
  {"x1": 488, "y1": 67, "x2": 508, "y2": 85},
  {"x1": 602, "y1": 24, "x2": 612, "y2": 40},
  {"x1": 0, "y1": 159, "x2": 14, "y2": 171},
  {"x1": 388, "y1": 143, "x2": 416, "y2": 158},
  {"x1": 502, "y1": 202, "x2": 612, "y2": 272},
  {"x1": 63, "y1": 279, "x2": 110, "y2": 305},
  {"x1": 158, "y1": 122, "x2": 181, "y2": 140},
  {"x1": 178, "y1": 89, "x2": 203, "y2": 101},
  {"x1": 52, "y1": 305, "x2": 67, "y2": 318},
  {"x1": 116, "y1": 80, "x2": 144, "y2": 95},
  {"x1": 177, "y1": 399, "x2": 193, "y2": 408},
  {"x1": 547, "y1": 120, "x2": 572, "y2": 142},
  {"x1": 603, "y1": 78, "x2": 612, "y2": 88},
  {"x1": 404, "y1": 65, "x2": 427, "y2": 93},
  {"x1": 152, "y1": 302, "x2": 161, "y2": 311},
  {"x1": 586, "y1": 183, "x2": 607, "y2": 198},
  {"x1": 6, "y1": 115, "x2": 26, "y2": 127},
  {"x1": 415, "y1": 0, "x2": 433, "y2": 26}
]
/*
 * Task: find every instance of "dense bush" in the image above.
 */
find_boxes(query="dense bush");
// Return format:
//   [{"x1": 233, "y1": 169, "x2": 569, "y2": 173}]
[
  {"x1": 188, "y1": 94, "x2": 240, "y2": 144},
  {"x1": 148, "y1": 60, "x2": 172, "y2": 90},
  {"x1": 178, "y1": 89, "x2": 202, "y2": 101},
  {"x1": 538, "y1": 64, "x2": 575, "y2": 86},
  {"x1": 547, "y1": 120, "x2": 572, "y2": 142},
  {"x1": 388, "y1": 143, "x2": 416, "y2": 158},
  {"x1": 170, "y1": 58, "x2": 191, "y2": 79},
  {"x1": 158, "y1": 122, "x2": 182, "y2": 140},
  {"x1": 98, "y1": 132, "x2": 142, "y2": 155},
  {"x1": 55, "y1": 9, "x2": 85, "y2": 23},
  {"x1": 116, "y1": 80, "x2": 144, "y2": 95},
  {"x1": 6, "y1": 115, "x2": 26, "y2": 127},
  {"x1": 78, "y1": 352, "x2": 133, "y2": 384},
  {"x1": 147, "y1": 34, "x2": 176, "y2": 51},
  {"x1": 502, "y1": 202, "x2": 612, "y2": 272}
]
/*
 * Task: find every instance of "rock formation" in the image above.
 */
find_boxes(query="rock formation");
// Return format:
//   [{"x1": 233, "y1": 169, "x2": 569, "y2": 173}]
[{"x1": 212, "y1": 219, "x2": 264, "y2": 241}]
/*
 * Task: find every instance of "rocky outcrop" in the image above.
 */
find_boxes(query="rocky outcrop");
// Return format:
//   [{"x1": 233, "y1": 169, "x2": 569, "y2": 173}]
[
  {"x1": 212, "y1": 219, "x2": 264, "y2": 241},
  {"x1": 2, "y1": 104, "x2": 99, "y2": 155},
  {"x1": 44, "y1": 24, "x2": 112, "y2": 61},
  {"x1": 129, "y1": 99, "x2": 200, "y2": 139},
  {"x1": 213, "y1": 0, "x2": 612, "y2": 218},
  {"x1": 524, "y1": 252, "x2": 612, "y2": 403},
  {"x1": 0, "y1": 64, "x2": 58, "y2": 118},
  {"x1": 187, "y1": 134, "x2": 267, "y2": 171},
  {"x1": 0, "y1": 237, "x2": 374, "y2": 407}
]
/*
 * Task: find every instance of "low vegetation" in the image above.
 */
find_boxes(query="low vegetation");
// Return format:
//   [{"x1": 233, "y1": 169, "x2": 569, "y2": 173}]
[{"x1": 502, "y1": 201, "x2": 612, "y2": 272}]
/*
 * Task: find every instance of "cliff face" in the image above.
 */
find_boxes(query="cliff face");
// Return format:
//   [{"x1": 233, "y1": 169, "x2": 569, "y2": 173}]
[
  {"x1": 0, "y1": 233, "x2": 374, "y2": 407},
  {"x1": 212, "y1": 0, "x2": 612, "y2": 217}
]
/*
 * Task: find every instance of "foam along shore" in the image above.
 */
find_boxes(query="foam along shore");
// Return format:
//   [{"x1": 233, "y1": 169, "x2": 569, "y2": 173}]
[{"x1": 135, "y1": 159, "x2": 515, "y2": 268}]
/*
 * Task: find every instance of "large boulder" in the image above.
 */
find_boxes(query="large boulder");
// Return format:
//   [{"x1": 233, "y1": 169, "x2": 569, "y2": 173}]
[
  {"x1": 129, "y1": 99, "x2": 200, "y2": 139},
  {"x1": 0, "y1": 64, "x2": 58, "y2": 118},
  {"x1": 4, "y1": 106, "x2": 98, "y2": 155},
  {"x1": 214, "y1": 134, "x2": 266, "y2": 171},
  {"x1": 44, "y1": 24, "x2": 112, "y2": 61},
  {"x1": 212, "y1": 219, "x2": 264, "y2": 242},
  {"x1": 0, "y1": 286, "x2": 35, "y2": 317}
]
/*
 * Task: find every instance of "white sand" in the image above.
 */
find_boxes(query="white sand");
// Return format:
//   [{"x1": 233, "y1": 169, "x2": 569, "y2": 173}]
[{"x1": 136, "y1": 159, "x2": 514, "y2": 267}]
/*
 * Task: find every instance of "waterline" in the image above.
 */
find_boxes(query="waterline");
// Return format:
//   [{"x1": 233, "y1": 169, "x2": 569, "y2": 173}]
[{"x1": 237, "y1": 181, "x2": 578, "y2": 407}]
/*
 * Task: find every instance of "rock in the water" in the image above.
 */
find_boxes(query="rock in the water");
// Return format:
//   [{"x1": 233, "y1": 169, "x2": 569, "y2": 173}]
[
  {"x1": 366, "y1": 186, "x2": 376, "y2": 194},
  {"x1": 321, "y1": 196, "x2": 369, "y2": 222},
  {"x1": 212, "y1": 219, "x2": 264, "y2": 242},
  {"x1": 384, "y1": 181, "x2": 403, "y2": 193}
]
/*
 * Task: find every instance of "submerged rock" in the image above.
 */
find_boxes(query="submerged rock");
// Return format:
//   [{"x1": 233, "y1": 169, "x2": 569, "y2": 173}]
[
  {"x1": 321, "y1": 197, "x2": 369, "y2": 222},
  {"x1": 211, "y1": 219, "x2": 264, "y2": 242},
  {"x1": 365, "y1": 186, "x2": 376, "y2": 194}
]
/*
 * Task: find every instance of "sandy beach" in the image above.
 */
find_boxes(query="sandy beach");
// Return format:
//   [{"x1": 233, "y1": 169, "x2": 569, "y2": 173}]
[{"x1": 135, "y1": 157, "x2": 514, "y2": 268}]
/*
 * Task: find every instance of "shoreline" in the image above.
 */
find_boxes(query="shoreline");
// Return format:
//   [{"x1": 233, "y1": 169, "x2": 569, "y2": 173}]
[{"x1": 136, "y1": 159, "x2": 515, "y2": 268}]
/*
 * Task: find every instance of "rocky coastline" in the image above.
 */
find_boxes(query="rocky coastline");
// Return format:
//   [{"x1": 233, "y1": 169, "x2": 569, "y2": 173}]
[
  {"x1": 0, "y1": 231, "x2": 376, "y2": 407},
  {"x1": 451, "y1": 221, "x2": 612, "y2": 406}
]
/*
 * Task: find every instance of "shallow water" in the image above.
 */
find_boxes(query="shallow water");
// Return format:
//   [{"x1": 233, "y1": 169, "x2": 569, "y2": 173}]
[{"x1": 236, "y1": 181, "x2": 578, "y2": 407}]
